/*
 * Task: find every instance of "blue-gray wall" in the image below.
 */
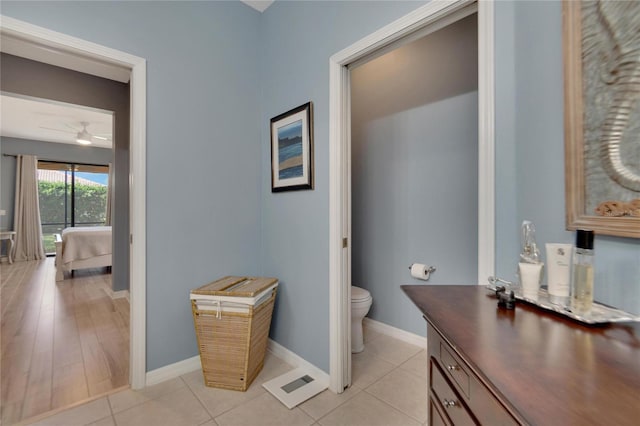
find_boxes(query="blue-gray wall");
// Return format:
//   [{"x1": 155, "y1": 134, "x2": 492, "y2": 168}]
[
  {"x1": 494, "y1": 0, "x2": 519, "y2": 287},
  {"x1": 2, "y1": 0, "x2": 638, "y2": 376},
  {"x1": 1, "y1": 137, "x2": 111, "y2": 245},
  {"x1": 350, "y1": 14, "x2": 478, "y2": 336},
  {"x1": 259, "y1": 1, "x2": 428, "y2": 372}
]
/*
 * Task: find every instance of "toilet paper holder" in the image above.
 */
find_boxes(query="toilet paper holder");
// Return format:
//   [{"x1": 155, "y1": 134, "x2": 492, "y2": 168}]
[{"x1": 408, "y1": 264, "x2": 436, "y2": 280}]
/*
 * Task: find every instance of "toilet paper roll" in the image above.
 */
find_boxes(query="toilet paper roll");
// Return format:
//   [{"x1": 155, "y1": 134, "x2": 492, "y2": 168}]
[{"x1": 411, "y1": 263, "x2": 429, "y2": 280}]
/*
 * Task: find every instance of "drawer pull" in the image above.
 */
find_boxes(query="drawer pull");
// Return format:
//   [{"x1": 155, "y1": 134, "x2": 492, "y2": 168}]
[
  {"x1": 442, "y1": 398, "x2": 459, "y2": 408},
  {"x1": 446, "y1": 364, "x2": 460, "y2": 372}
]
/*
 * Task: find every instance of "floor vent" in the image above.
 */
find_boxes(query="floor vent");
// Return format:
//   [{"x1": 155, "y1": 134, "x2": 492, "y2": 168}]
[{"x1": 262, "y1": 367, "x2": 328, "y2": 409}]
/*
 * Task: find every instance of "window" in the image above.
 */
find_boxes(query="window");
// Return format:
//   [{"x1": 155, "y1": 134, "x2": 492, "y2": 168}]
[{"x1": 37, "y1": 161, "x2": 109, "y2": 254}]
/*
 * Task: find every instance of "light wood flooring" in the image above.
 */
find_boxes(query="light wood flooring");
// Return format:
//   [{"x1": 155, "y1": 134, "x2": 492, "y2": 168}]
[{"x1": 1, "y1": 258, "x2": 129, "y2": 425}]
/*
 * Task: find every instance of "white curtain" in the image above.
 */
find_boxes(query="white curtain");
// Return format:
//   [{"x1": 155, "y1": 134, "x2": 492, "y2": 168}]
[
  {"x1": 105, "y1": 162, "x2": 113, "y2": 226},
  {"x1": 13, "y1": 155, "x2": 45, "y2": 261}
]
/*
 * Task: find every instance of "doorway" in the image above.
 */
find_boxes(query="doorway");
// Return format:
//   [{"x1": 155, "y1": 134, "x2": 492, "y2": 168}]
[
  {"x1": 0, "y1": 86, "x2": 127, "y2": 424},
  {"x1": 0, "y1": 14, "x2": 147, "y2": 395},
  {"x1": 328, "y1": 0, "x2": 495, "y2": 392},
  {"x1": 350, "y1": 11, "x2": 478, "y2": 338}
]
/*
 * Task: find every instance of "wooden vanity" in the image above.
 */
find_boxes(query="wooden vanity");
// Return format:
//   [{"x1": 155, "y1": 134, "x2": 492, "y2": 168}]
[{"x1": 401, "y1": 285, "x2": 640, "y2": 425}]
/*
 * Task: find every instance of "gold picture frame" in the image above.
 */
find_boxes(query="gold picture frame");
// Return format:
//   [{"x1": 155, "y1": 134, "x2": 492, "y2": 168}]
[{"x1": 564, "y1": 1, "x2": 640, "y2": 238}]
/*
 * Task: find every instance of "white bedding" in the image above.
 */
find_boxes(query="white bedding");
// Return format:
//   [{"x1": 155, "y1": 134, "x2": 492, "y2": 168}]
[{"x1": 61, "y1": 226, "x2": 112, "y2": 265}]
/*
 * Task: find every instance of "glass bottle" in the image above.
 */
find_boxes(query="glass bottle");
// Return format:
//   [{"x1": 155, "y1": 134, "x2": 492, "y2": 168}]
[{"x1": 571, "y1": 230, "x2": 594, "y2": 314}]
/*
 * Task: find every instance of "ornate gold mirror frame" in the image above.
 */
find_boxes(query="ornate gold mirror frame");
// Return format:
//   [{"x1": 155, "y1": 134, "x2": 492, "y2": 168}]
[{"x1": 564, "y1": 1, "x2": 640, "y2": 238}]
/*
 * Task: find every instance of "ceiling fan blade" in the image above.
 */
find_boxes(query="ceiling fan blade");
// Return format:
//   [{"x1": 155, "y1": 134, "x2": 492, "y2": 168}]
[
  {"x1": 64, "y1": 123, "x2": 80, "y2": 131},
  {"x1": 93, "y1": 135, "x2": 111, "y2": 141},
  {"x1": 39, "y1": 126, "x2": 75, "y2": 134}
]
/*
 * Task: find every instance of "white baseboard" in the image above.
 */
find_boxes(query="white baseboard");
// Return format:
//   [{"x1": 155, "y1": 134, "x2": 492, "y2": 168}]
[
  {"x1": 145, "y1": 354, "x2": 201, "y2": 386},
  {"x1": 104, "y1": 286, "x2": 130, "y2": 301},
  {"x1": 144, "y1": 339, "x2": 329, "y2": 388},
  {"x1": 266, "y1": 339, "x2": 330, "y2": 384},
  {"x1": 363, "y1": 318, "x2": 427, "y2": 349}
]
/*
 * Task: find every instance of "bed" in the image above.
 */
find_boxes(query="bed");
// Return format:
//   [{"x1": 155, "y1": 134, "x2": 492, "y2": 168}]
[{"x1": 55, "y1": 226, "x2": 112, "y2": 281}]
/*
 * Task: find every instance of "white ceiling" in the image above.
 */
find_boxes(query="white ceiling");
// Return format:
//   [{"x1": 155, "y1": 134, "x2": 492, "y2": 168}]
[
  {"x1": 0, "y1": 94, "x2": 113, "y2": 149},
  {"x1": 241, "y1": 1, "x2": 274, "y2": 13}
]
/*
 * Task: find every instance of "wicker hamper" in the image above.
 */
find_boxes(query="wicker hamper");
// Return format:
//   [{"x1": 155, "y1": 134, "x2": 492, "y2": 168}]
[{"x1": 190, "y1": 276, "x2": 278, "y2": 391}]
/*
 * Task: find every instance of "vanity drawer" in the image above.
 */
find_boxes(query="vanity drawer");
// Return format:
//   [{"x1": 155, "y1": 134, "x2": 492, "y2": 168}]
[
  {"x1": 429, "y1": 327, "x2": 520, "y2": 426},
  {"x1": 431, "y1": 360, "x2": 476, "y2": 426},
  {"x1": 430, "y1": 396, "x2": 451, "y2": 426},
  {"x1": 440, "y1": 343, "x2": 470, "y2": 398}
]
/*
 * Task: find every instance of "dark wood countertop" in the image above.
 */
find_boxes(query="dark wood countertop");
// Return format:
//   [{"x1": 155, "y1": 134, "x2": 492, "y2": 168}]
[{"x1": 401, "y1": 285, "x2": 640, "y2": 425}]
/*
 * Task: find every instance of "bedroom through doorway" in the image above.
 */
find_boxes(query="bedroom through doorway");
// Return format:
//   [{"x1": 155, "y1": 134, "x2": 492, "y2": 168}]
[
  {"x1": 0, "y1": 100, "x2": 127, "y2": 423},
  {"x1": 38, "y1": 161, "x2": 111, "y2": 256}
]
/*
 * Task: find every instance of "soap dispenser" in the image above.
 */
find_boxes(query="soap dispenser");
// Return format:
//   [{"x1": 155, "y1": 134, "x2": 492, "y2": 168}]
[
  {"x1": 571, "y1": 229, "x2": 594, "y2": 314},
  {"x1": 518, "y1": 220, "x2": 544, "y2": 301},
  {"x1": 520, "y1": 220, "x2": 540, "y2": 264}
]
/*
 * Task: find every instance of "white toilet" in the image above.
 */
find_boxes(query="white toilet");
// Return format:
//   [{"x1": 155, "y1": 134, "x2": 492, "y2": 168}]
[{"x1": 351, "y1": 286, "x2": 373, "y2": 353}]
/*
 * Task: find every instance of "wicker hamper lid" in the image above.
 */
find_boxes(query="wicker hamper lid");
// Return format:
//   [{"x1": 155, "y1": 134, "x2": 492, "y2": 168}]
[{"x1": 191, "y1": 276, "x2": 278, "y2": 297}]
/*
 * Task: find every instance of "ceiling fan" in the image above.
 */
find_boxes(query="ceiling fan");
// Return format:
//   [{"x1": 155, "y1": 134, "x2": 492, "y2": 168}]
[{"x1": 39, "y1": 121, "x2": 111, "y2": 145}]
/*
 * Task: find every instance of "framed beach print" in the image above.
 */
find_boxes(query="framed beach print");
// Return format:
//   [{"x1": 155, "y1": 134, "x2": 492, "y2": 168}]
[
  {"x1": 271, "y1": 102, "x2": 314, "y2": 192},
  {"x1": 564, "y1": 1, "x2": 640, "y2": 238}
]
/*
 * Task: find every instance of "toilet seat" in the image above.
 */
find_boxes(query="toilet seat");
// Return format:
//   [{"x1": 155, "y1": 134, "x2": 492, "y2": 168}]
[{"x1": 351, "y1": 286, "x2": 371, "y2": 302}]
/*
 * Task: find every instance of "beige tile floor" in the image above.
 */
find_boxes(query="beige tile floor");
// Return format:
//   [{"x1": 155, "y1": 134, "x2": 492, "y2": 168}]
[{"x1": 24, "y1": 329, "x2": 428, "y2": 426}]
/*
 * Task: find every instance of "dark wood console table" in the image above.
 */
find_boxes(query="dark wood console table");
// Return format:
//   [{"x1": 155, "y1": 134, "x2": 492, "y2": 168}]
[{"x1": 402, "y1": 285, "x2": 640, "y2": 425}]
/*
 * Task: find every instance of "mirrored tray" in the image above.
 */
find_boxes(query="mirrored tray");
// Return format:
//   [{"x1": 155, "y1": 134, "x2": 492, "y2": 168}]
[{"x1": 487, "y1": 277, "x2": 640, "y2": 324}]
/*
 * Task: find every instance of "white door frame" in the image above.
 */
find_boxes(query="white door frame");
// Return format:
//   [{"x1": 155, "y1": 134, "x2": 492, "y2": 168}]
[
  {"x1": 1, "y1": 16, "x2": 148, "y2": 389},
  {"x1": 328, "y1": 0, "x2": 495, "y2": 393}
]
